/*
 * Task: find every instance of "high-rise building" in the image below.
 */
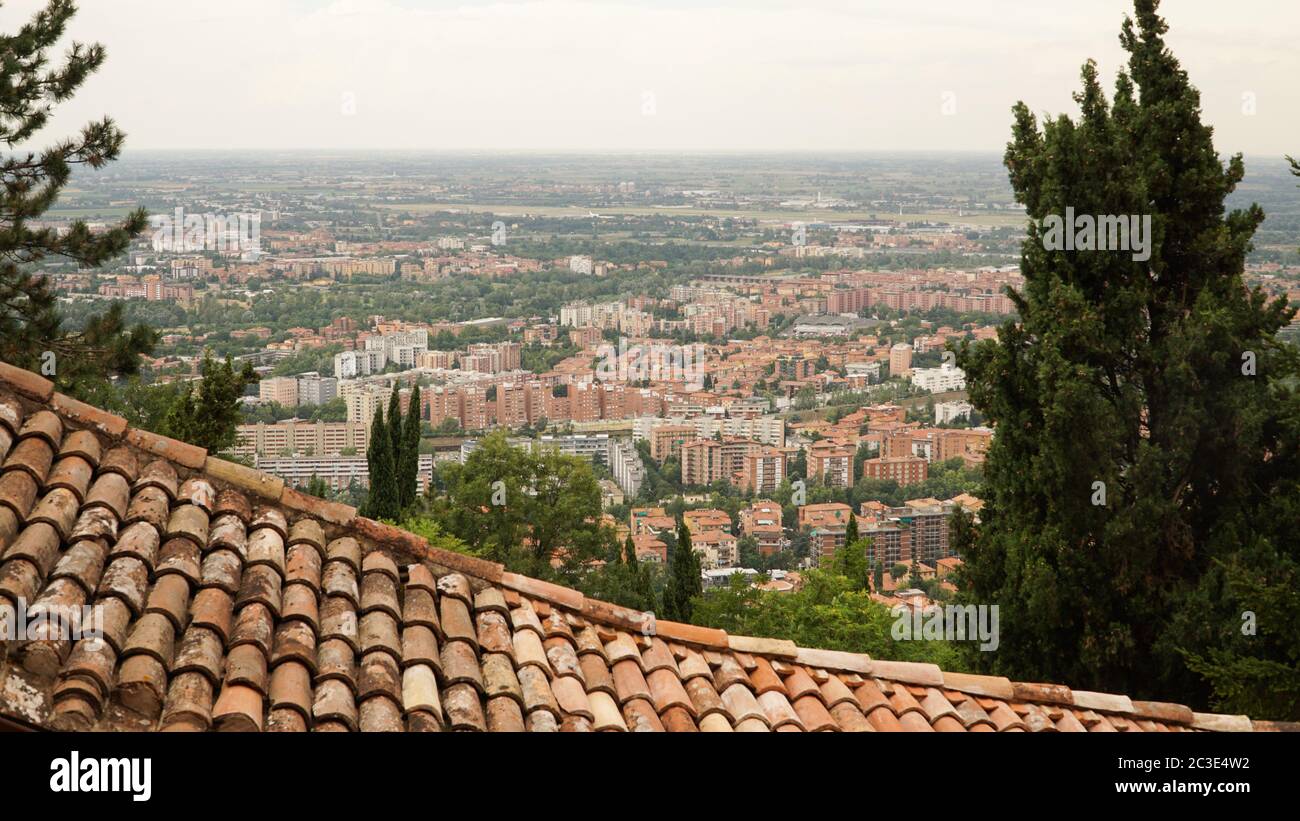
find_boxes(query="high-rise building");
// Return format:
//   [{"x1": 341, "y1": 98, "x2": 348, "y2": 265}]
[
  {"x1": 889, "y1": 343, "x2": 913, "y2": 377},
  {"x1": 259, "y1": 376, "x2": 299, "y2": 407},
  {"x1": 296, "y1": 372, "x2": 338, "y2": 406},
  {"x1": 808, "y1": 441, "x2": 855, "y2": 488},
  {"x1": 739, "y1": 447, "x2": 787, "y2": 495}
]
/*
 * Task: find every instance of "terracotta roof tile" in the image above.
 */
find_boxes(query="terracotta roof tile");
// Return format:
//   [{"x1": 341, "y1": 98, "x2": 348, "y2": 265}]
[
  {"x1": 517, "y1": 664, "x2": 559, "y2": 716},
  {"x1": 611, "y1": 658, "x2": 652, "y2": 704},
  {"x1": 485, "y1": 695, "x2": 525, "y2": 732},
  {"x1": 313, "y1": 678, "x2": 357, "y2": 730},
  {"x1": 401, "y1": 663, "x2": 442, "y2": 718},
  {"x1": 0, "y1": 361, "x2": 53, "y2": 401},
  {"x1": 122, "y1": 427, "x2": 202, "y2": 471}
]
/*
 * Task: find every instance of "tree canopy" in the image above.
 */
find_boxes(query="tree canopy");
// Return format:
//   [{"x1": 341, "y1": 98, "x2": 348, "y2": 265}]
[{"x1": 954, "y1": 0, "x2": 1300, "y2": 718}]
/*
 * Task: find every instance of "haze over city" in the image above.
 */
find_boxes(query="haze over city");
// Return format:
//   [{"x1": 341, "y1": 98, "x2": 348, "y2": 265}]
[{"x1": 5, "y1": 0, "x2": 1298, "y2": 153}]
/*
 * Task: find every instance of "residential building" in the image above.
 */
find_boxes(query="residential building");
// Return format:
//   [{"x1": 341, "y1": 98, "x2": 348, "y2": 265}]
[
  {"x1": 232, "y1": 419, "x2": 370, "y2": 459},
  {"x1": 910, "y1": 363, "x2": 966, "y2": 392},
  {"x1": 259, "y1": 376, "x2": 299, "y2": 407},
  {"x1": 738, "y1": 447, "x2": 787, "y2": 494},
  {"x1": 862, "y1": 455, "x2": 928, "y2": 486},
  {"x1": 889, "y1": 343, "x2": 913, "y2": 376},
  {"x1": 808, "y1": 441, "x2": 854, "y2": 487},
  {"x1": 798, "y1": 502, "x2": 852, "y2": 529}
]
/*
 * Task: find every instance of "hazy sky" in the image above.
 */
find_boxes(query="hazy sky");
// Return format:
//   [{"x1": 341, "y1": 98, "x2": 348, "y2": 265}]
[{"x1": 5, "y1": 0, "x2": 1298, "y2": 154}]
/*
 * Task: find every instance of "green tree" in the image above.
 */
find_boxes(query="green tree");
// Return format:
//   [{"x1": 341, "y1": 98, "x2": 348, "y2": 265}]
[
  {"x1": 304, "y1": 475, "x2": 330, "y2": 500},
  {"x1": 691, "y1": 570, "x2": 961, "y2": 669},
  {"x1": 364, "y1": 407, "x2": 399, "y2": 520},
  {"x1": 662, "y1": 517, "x2": 702, "y2": 622},
  {"x1": 429, "y1": 431, "x2": 615, "y2": 578},
  {"x1": 399, "y1": 384, "x2": 421, "y2": 510},
  {"x1": 829, "y1": 514, "x2": 871, "y2": 591},
  {"x1": 0, "y1": 1, "x2": 156, "y2": 395},
  {"x1": 157, "y1": 353, "x2": 257, "y2": 453},
  {"x1": 387, "y1": 387, "x2": 403, "y2": 459},
  {"x1": 954, "y1": 0, "x2": 1300, "y2": 716}
]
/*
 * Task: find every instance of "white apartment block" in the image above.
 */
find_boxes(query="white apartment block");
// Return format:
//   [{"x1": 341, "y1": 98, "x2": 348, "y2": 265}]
[
  {"x1": 334, "y1": 349, "x2": 386, "y2": 379},
  {"x1": 846, "y1": 361, "x2": 883, "y2": 381},
  {"x1": 935, "y1": 400, "x2": 973, "y2": 424},
  {"x1": 256, "y1": 453, "x2": 434, "y2": 493},
  {"x1": 910, "y1": 363, "x2": 967, "y2": 393}
]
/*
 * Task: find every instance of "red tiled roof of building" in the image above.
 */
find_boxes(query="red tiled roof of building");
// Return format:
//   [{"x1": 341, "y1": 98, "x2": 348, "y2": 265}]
[{"x1": 0, "y1": 357, "x2": 1290, "y2": 733}]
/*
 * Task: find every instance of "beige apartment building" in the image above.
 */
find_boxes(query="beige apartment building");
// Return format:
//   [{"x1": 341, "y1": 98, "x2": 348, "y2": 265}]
[
  {"x1": 232, "y1": 419, "x2": 370, "y2": 459},
  {"x1": 259, "y1": 376, "x2": 299, "y2": 407}
]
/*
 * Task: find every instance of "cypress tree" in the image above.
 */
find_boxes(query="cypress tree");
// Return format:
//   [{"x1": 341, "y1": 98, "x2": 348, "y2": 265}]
[
  {"x1": 399, "y1": 384, "x2": 422, "y2": 510},
  {"x1": 663, "y1": 517, "x2": 702, "y2": 623},
  {"x1": 365, "y1": 406, "x2": 399, "y2": 520},
  {"x1": 387, "y1": 387, "x2": 403, "y2": 461},
  {"x1": 955, "y1": 0, "x2": 1300, "y2": 714}
]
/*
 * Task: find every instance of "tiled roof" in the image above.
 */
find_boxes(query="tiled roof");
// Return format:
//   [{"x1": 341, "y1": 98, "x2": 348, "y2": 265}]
[{"x1": 0, "y1": 358, "x2": 1293, "y2": 733}]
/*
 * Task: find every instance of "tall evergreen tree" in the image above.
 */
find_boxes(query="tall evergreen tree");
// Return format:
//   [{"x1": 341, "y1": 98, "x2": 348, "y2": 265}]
[
  {"x1": 387, "y1": 387, "x2": 403, "y2": 460},
  {"x1": 399, "y1": 384, "x2": 422, "y2": 510},
  {"x1": 0, "y1": 1, "x2": 157, "y2": 393},
  {"x1": 365, "y1": 406, "x2": 399, "y2": 520},
  {"x1": 663, "y1": 517, "x2": 702, "y2": 623},
  {"x1": 955, "y1": 0, "x2": 1300, "y2": 716}
]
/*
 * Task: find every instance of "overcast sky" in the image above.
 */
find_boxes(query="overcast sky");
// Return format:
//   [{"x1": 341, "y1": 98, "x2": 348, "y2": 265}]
[{"x1": 4, "y1": 0, "x2": 1297, "y2": 154}]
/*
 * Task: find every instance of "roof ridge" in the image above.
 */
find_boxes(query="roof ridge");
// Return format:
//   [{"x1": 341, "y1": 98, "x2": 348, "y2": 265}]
[{"x1": 1, "y1": 356, "x2": 1293, "y2": 732}]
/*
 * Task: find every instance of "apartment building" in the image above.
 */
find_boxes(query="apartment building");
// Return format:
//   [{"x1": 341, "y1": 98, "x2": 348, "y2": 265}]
[
  {"x1": 680, "y1": 439, "x2": 724, "y2": 487},
  {"x1": 860, "y1": 500, "x2": 957, "y2": 566},
  {"x1": 862, "y1": 455, "x2": 929, "y2": 486},
  {"x1": 935, "y1": 400, "x2": 973, "y2": 424},
  {"x1": 808, "y1": 441, "x2": 855, "y2": 488},
  {"x1": 334, "y1": 349, "x2": 386, "y2": 379},
  {"x1": 738, "y1": 447, "x2": 787, "y2": 495},
  {"x1": 910, "y1": 363, "x2": 966, "y2": 392},
  {"x1": 798, "y1": 502, "x2": 852, "y2": 529},
  {"x1": 693, "y1": 530, "x2": 739, "y2": 569},
  {"x1": 682, "y1": 508, "x2": 732, "y2": 535},
  {"x1": 342, "y1": 382, "x2": 393, "y2": 426},
  {"x1": 650, "y1": 425, "x2": 697, "y2": 461},
  {"x1": 889, "y1": 343, "x2": 913, "y2": 377},
  {"x1": 631, "y1": 534, "x2": 668, "y2": 564},
  {"x1": 259, "y1": 376, "x2": 299, "y2": 407},
  {"x1": 296, "y1": 372, "x2": 338, "y2": 406},
  {"x1": 739, "y1": 500, "x2": 785, "y2": 556},
  {"x1": 232, "y1": 419, "x2": 370, "y2": 459},
  {"x1": 253, "y1": 453, "x2": 434, "y2": 494}
]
